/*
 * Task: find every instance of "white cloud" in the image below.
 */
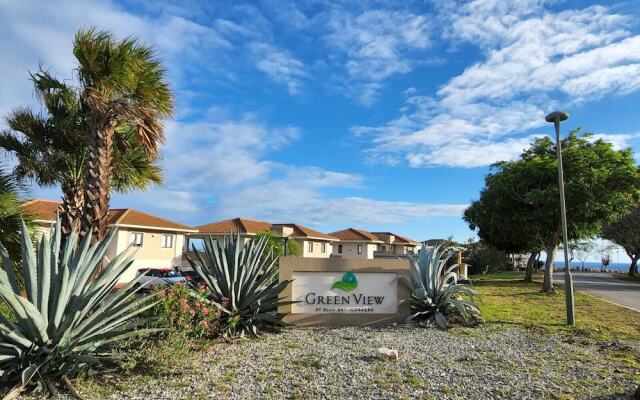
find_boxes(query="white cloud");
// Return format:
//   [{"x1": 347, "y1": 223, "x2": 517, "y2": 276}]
[
  {"x1": 358, "y1": 2, "x2": 640, "y2": 168},
  {"x1": 249, "y1": 42, "x2": 307, "y2": 95},
  {"x1": 587, "y1": 133, "x2": 640, "y2": 150},
  {"x1": 325, "y1": 8, "x2": 432, "y2": 104}
]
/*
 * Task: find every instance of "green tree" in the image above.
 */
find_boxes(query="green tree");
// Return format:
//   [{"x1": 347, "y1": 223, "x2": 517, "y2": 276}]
[
  {"x1": 255, "y1": 231, "x2": 302, "y2": 258},
  {"x1": 602, "y1": 208, "x2": 640, "y2": 276},
  {"x1": 73, "y1": 28, "x2": 173, "y2": 242},
  {"x1": 464, "y1": 193, "x2": 541, "y2": 282},
  {"x1": 465, "y1": 131, "x2": 640, "y2": 293},
  {"x1": 0, "y1": 71, "x2": 162, "y2": 237},
  {"x1": 0, "y1": 165, "x2": 33, "y2": 260}
]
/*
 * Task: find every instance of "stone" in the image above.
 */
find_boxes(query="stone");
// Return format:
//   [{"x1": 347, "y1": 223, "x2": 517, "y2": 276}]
[{"x1": 376, "y1": 347, "x2": 398, "y2": 360}]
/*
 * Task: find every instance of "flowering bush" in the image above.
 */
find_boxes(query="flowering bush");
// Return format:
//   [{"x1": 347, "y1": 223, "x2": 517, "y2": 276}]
[{"x1": 155, "y1": 283, "x2": 221, "y2": 338}]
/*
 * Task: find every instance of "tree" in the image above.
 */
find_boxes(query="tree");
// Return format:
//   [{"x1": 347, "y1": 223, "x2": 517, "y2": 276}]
[
  {"x1": 0, "y1": 165, "x2": 33, "y2": 260},
  {"x1": 254, "y1": 231, "x2": 302, "y2": 258},
  {"x1": 464, "y1": 178, "x2": 542, "y2": 282},
  {"x1": 569, "y1": 241, "x2": 595, "y2": 271},
  {"x1": 73, "y1": 28, "x2": 173, "y2": 242},
  {"x1": 465, "y1": 131, "x2": 640, "y2": 293},
  {"x1": 602, "y1": 209, "x2": 640, "y2": 276},
  {"x1": 0, "y1": 71, "x2": 162, "y2": 237}
]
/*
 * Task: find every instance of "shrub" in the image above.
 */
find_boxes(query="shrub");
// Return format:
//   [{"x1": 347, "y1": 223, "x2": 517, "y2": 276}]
[
  {"x1": 154, "y1": 282, "x2": 221, "y2": 338},
  {"x1": 406, "y1": 244, "x2": 484, "y2": 329},
  {"x1": 187, "y1": 232, "x2": 293, "y2": 338},
  {"x1": 0, "y1": 219, "x2": 157, "y2": 396}
]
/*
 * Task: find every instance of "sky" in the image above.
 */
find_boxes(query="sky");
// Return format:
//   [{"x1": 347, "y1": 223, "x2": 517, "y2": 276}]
[{"x1": 2, "y1": 0, "x2": 640, "y2": 261}]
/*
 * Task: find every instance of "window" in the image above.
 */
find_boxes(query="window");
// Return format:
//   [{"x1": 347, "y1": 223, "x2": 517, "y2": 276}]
[
  {"x1": 161, "y1": 234, "x2": 173, "y2": 248},
  {"x1": 357, "y1": 244, "x2": 362, "y2": 254},
  {"x1": 338, "y1": 244, "x2": 343, "y2": 254},
  {"x1": 321, "y1": 243, "x2": 326, "y2": 253},
  {"x1": 308, "y1": 241, "x2": 314, "y2": 252},
  {"x1": 130, "y1": 232, "x2": 144, "y2": 247}
]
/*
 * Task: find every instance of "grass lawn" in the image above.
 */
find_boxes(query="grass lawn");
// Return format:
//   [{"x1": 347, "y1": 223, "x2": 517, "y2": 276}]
[{"x1": 471, "y1": 272, "x2": 640, "y2": 342}]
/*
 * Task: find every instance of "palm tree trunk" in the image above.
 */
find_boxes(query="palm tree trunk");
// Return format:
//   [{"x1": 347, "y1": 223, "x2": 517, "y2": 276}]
[
  {"x1": 59, "y1": 181, "x2": 84, "y2": 238},
  {"x1": 542, "y1": 246, "x2": 556, "y2": 293},
  {"x1": 82, "y1": 118, "x2": 114, "y2": 244},
  {"x1": 524, "y1": 251, "x2": 538, "y2": 283}
]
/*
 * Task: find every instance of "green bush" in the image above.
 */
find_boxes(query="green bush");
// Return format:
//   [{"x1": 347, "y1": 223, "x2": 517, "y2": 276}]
[
  {"x1": 0, "y1": 219, "x2": 157, "y2": 396},
  {"x1": 187, "y1": 232, "x2": 293, "y2": 338},
  {"x1": 406, "y1": 244, "x2": 484, "y2": 329},
  {"x1": 153, "y1": 283, "x2": 221, "y2": 338},
  {"x1": 464, "y1": 243, "x2": 510, "y2": 274}
]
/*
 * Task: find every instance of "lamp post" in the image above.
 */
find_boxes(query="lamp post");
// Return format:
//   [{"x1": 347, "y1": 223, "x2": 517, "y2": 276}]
[{"x1": 545, "y1": 111, "x2": 575, "y2": 326}]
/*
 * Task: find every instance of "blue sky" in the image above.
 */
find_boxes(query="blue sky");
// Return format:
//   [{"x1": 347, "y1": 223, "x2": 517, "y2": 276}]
[{"x1": 2, "y1": 0, "x2": 640, "y2": 254}]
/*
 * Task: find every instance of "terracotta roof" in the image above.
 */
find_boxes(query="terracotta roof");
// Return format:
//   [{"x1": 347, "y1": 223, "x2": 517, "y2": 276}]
[
  {"x1": 328, "y1": 228, "x2": 383, "y2": 243},
  {"x1": 109, "y1": 208, "x2": 196, "y2": 231},
  {"x1": 196, "y1": 218, "x2": 272, "y2": 234},
  {"x1": 371, "y1": 231, "x2": 419, "y2": 245},
  {"x1": 21, "y1": 199, "x2": 61, "y2": 221},
  {"x1": 272, "y1": 223, "x2": 338, "y2": 241},
  {"x1": 21, "y1": 199, "x2": 196, "y2": 232}
]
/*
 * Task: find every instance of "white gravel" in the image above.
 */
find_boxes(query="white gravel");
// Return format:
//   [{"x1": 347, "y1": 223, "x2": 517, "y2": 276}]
[{"x1": 105, "y1": 325, "x2": 639, "y2": 400}]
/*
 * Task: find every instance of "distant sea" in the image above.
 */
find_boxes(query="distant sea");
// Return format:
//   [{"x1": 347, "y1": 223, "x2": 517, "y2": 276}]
[{"x1": 554, "y1": 261, "x2": 629, "y2": 272}]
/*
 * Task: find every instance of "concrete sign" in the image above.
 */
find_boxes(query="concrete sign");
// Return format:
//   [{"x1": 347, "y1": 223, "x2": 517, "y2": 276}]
[
  {"x1": 279, "y1": 257, "x2": 411, "y2": 326},
  {"x1": 291, "y1": 271, "x2": 398, "y2": 314}
]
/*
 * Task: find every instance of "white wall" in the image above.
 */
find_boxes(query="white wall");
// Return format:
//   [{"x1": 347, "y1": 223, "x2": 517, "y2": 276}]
[{"x1": 332, "y1": 242, "x2": 377, "y2": 259}]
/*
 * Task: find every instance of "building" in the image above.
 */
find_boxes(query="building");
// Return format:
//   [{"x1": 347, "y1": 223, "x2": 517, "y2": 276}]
[
  {"x1": 371, "y1": 232, "x2": 419, "y2": 255},
  {"x1": 21, "y1": 199, "x2": 197, "y2": 284},
  {"x1": 189, "y1": 218, "x2": 338, "y2": 258},
  {"x1": 271, "y1": 223, "x2": 338, "y2": 258},
  {"x1": 329, "y1": 228, "x2": 384, "y2": 259}
]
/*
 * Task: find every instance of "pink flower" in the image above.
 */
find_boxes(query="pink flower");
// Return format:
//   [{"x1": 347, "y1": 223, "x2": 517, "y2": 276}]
[
  {"x1": 199, "y1": 320, "x2": 208, "y2": 329},
  {"x1": 215, "y1": 310, "x2": 222, "y2": 318},
  {"x1": 189, "y1": 309, "x2": 196, "y2": 316},
  {"x1": 195, "y1": 303, "x2": 201, "y2": 307},
  {"x1": 201, "y1": 308, "x2": 209, "y2": 316}
]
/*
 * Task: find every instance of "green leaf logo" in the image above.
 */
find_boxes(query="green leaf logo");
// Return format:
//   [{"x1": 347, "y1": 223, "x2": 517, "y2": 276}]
[{"x1": 331, "y1": 272, "x2": 358, "y2": 292}]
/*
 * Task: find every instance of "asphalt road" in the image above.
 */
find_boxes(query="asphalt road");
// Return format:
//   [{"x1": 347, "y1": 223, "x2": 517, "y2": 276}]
[{"x1": 553, "y1": 272, "x2": 640, "y2": 311}]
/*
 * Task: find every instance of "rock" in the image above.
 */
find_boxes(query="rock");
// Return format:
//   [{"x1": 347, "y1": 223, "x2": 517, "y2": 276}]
[
  {"x1": 634, "y1": 385, "x2": 640, "y2": 400},
  {"x1": 376, "y1": 347, "x2": 399, "y2": 360}
]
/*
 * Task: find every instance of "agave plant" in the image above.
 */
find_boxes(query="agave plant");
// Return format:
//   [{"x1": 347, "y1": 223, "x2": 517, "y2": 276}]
[
  {"x1": 0, "y1": 218, "x2": 158, "y2": 397},
  {"x1": 186, "y1": 232, "x2": 293, "y2": 338},
  {"x1": 406, "y1": 244, "x2": 483, "y2": 329}
]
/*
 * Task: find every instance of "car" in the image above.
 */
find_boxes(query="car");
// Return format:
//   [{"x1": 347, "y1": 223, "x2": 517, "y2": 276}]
[{"x1": 137, "y1": 268, "x2": 186, "y2": 290}]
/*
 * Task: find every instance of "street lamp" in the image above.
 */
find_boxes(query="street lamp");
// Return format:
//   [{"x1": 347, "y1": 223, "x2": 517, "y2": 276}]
[{"x1": 545, "y1": 111, "x2": 575, "y2": 326}]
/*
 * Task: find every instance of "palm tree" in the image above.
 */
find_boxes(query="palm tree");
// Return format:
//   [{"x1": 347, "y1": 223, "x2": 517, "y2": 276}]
[
  {"x1": 0, "y1": 164, "x2": 33, "y2": 261},
  {"x1": 73, "y1": 28, "x2": 173, "y2": 242},
  {"x1": 0, "y1": 71, "x2": 162, "y2": 237}
]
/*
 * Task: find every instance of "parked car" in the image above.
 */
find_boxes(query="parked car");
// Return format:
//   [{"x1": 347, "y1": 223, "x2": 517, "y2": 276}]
[{"x1": 137, "y1": 268, "x2": 186, "y2": 290}]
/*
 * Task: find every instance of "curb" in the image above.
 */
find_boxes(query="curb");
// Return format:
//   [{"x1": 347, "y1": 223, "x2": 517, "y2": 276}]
[{"x1": 576, "y1": 289, "x2": 640, "y2": 314}]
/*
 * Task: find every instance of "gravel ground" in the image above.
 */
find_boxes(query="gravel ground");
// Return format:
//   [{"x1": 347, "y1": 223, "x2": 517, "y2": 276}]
[{"x1": 101, "y1": 325, "x2": 639, "y2": 400}]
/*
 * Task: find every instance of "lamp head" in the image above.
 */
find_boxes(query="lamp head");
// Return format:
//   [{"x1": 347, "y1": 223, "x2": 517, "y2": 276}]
[{"x1": 545, "y1": 111, "x2": 569, "y2": 123}]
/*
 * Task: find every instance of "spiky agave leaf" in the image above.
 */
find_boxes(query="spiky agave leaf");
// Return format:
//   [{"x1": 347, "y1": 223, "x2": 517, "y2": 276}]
[
  {"x1": 186, "y1": 232, "x2": 293, "y2": 338},
  {"x1": 0, "y1": 217, "x2": 159, "y2": 393},
  {"x1": 405, "y1": 243, "x2": 483, "y2": 329}
]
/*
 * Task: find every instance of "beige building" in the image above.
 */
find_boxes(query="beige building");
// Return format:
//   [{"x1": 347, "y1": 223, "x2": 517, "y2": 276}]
[
  {"x1": 189, "y1": 218, "x2": 338, "y2": 258},
  {"x1": 329, "y1": 228, "x2": 383, "y2": 259},
  {"x1": 22, "y1": 199, "x2": 197, "y2": 285},
  {"x1": 271, "y1": 223, "x2": 338, "y2": 258},
  {"x1": 371, "y1": 232, "x2": 419, "y2": 255}
]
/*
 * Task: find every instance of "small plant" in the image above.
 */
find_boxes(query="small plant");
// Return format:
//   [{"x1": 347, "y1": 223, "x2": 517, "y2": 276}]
[
  {"x1": 187, "y1": 232, "x2": 294, "y2": 338},
  {"x1": 0, "y1": 219, "x2": 158, "y2": 397},
  {"x1": 406, "y1": 244, "x2": 483, "y2": 329},
  {"x1": 154, "y1": 282, "x2": 221, "y2": 338}
]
